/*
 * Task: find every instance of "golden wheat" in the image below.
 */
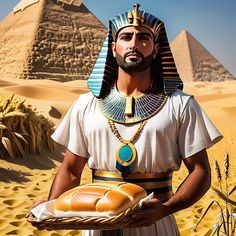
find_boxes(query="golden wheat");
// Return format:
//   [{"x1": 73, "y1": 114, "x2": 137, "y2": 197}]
[
  {"x1": 214, "y1": 159, "x2": 222, "y2": 183},
  {"x1": 0, "y1": 94, "x2": 56, "y2": 158},
  {"x1": 195, "y1": 154, "x2": 236, "y2": 236},
  {"x1": 224, "y1": 152, "x2": 229, "y2": 179}
]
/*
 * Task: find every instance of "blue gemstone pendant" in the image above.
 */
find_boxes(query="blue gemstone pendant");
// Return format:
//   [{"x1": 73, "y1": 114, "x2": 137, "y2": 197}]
[
  {"x1": 119, "y1": 145, "x2": 133, "y2": 162},
  {"x1": 116, "y1": 143, "x2": 137, "y2": 176}
]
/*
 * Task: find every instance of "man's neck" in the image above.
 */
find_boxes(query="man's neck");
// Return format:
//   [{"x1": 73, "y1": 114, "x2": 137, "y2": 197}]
[{"x1": 116, "y1": 68, "x2": 152, "y2": 97}]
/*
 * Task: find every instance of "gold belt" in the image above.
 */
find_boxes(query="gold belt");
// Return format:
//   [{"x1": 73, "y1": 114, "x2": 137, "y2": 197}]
[{"x1": 92, "y1": 170, "x2": 173, "y2": 202}]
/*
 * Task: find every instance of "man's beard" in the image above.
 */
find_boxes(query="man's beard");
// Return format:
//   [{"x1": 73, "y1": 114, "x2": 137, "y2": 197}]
[{"x1": 115, "y1": 50, "x2": 153, "y2": 73}]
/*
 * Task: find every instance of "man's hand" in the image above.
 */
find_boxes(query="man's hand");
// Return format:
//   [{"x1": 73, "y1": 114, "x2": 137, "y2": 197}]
[
  {"x1": 127, "y1": 198, "x2": 170, "y2": 228},
  {"x1": 26, "y1": 200, "x2": 50, "y2": 231},
  {"x1": 126, "y1": 149, "x2": 211, "y2": 229},
  {"x1": 26, "y1": 199, "x2": 46, "y2": 218}
]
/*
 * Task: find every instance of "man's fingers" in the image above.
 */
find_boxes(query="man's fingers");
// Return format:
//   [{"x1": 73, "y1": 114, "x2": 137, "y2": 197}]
[
  {"x1": 142, "y1": 198, "x2": 160, "y2": 207},
  {"x1": 26, "y1": 200, "x2": 46, "y2": 218},
  {"x1": 32, "y1": 200, "x2": 46, "y2": 208},
  {"x1": 25, "y1": 212, "x2": 33, "y2": 218}
]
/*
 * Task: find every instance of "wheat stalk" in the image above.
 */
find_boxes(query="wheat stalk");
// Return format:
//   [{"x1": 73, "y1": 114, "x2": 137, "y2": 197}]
[
  {"x1": 196, "y1": 154, "x2": 235, "y2": 235},
  {"x1": 223, "y1": 152, "x2": 230, "y2": 235},
  {"x1": 214, "y1": 159, "x2": 223, "y2": 192},
  {"x1": 224, "y1": 153, "x2": 229, "y2": 179},
  {"x1": 212, "y1": 187, "x2": 236, "y2": 206},
  {"x1": 0, "y1": 94, "x2": 56, "y2": 158}
]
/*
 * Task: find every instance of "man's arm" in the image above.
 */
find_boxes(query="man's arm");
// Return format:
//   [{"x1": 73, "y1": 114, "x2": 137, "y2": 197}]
[
  {"x1": 27, "y1": 149, "x2": 87, "y2": 217},
  {"x1": 128, "y1": 148, "x2": 211, "y2": 227},
  {"x1": 48, "y1": 149, "x2": 88, "y2": 200},
  {"x1": 163, "y1": 148, "x2": 211, "y2": 213}
]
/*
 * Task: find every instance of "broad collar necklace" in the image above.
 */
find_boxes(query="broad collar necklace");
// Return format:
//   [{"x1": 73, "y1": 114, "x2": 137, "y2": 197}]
[{"x1": 97, "y1": 85, "x2": 168, "y2": 124}]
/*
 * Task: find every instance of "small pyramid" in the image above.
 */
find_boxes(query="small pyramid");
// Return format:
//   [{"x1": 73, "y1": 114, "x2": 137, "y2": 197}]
[
  {"x1": 170, "y1": 30, "x2": 235, "y2": 82},
  {"x1": 0, "y1": 0, "x2": 107, "y2": 81}
]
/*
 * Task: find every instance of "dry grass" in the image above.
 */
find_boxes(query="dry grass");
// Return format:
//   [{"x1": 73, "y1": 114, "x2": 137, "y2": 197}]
[
  {"x1": 0, "y1": 94, "x2": 56, "y2": 158},
  {"x1": 195, "y1": 153, "x2": 236, "y2": 235}
]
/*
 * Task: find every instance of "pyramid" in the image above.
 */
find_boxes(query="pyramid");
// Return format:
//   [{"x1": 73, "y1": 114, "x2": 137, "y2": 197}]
[
  {"x1": 170, "y1": 30, "x2": 235, "y2": 82},
  {"x1": 0, "y1": 0, "x2": 107, "y2": 81}
]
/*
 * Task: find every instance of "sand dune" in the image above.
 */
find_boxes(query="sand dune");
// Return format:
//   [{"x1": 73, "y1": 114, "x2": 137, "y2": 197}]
[
  {"x1": 194, "y1": 93, "x2": 236, "y2": 103},
  {"x1": 5, "y1": 85, "x2": 78, "y2": 101},
  {"x1": 0, "y1": 79, "x2": 236, "y2": 235}
]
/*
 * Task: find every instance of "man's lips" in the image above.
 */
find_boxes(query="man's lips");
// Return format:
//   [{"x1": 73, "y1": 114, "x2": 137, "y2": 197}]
[
  {"x1": 126, "y1": 53, "x2": 140, "y2": 57},
  {"x1": 123, "y1": 51, "x2": 143, "y2": 62}
]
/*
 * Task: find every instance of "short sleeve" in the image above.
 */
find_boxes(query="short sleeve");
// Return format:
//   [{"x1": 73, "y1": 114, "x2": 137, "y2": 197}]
[
  {"x1": 178, "y1": 97, "x2": 223, "y2": 158},
  {"x1": 51, "y1": 98, "x2": 89, "y2": 158}
]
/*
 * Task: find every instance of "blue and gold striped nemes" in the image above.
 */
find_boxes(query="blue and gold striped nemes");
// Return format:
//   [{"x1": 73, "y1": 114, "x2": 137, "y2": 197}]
[
  {"x1": 110, "y1": 4, "x2": 164, "y2": 42},
  {"x1": 92, "y1": 170, "x2": 173, "y2": 202},
  {"x1": 87, "y1": 4, "x2": 183, "y2": 99}
]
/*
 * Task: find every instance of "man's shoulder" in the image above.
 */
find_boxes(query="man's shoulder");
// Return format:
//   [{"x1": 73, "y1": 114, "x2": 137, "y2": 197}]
[
  {"x1": 169, "y1": 89, "x2": 193, "y2": 104},
  {"x1": 168, "y1": 89, "x2": 195, "y2": 116},
  {"x1": 171, "y1": 89, "x2": 193, "y2": 99},
  {"x1": 73, "y1": 92, "x2": 95, "y2": 109},
  {"x1": 78, "y1": 91, "x2": 94, "y2": 101}
]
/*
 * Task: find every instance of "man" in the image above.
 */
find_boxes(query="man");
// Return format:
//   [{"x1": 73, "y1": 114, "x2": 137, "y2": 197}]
[{"x1": 31, "y1": 4, "x2": 222, "y2": 236}]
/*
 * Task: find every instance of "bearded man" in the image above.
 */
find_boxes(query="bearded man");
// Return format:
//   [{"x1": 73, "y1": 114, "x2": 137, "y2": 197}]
[{"x1": 30, "y1": 4, "x2": 222, "y2": 236}]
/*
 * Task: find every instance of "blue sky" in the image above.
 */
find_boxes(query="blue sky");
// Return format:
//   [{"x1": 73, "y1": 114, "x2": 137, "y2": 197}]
[{"x1": 0, "y1": 0, "x2": 235, "y2": 77}]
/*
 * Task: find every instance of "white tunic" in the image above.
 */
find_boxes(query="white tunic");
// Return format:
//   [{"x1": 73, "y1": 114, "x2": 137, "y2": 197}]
[{"x1": 51, "y1": 89, "x2": 222, "y2": 236}]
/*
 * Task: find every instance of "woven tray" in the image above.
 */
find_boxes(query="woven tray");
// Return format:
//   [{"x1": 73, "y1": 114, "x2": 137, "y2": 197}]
[{"x1": 27, "y1": 203, "x2": 140, "y2": 230}]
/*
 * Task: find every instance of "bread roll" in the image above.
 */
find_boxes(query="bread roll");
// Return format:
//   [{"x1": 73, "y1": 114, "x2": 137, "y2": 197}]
[{"x1": 54, "y1": 181, "x2": 147, "y2": 218}]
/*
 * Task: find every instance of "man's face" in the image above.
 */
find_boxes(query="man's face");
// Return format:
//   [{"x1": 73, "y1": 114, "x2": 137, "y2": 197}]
[{"x1": 112, "y1": 26, "x2": 158, "y2": 72}]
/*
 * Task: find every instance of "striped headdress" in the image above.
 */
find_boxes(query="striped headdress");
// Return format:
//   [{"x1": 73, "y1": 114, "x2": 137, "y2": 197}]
[{"x1": 87, "y1": 4, "x2": 183, "y2": 98}]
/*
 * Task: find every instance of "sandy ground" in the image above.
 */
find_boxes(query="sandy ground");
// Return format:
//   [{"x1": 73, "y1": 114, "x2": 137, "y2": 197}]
[{"x1": 0, "y1": 79, "x2": 235, "y2": 236}]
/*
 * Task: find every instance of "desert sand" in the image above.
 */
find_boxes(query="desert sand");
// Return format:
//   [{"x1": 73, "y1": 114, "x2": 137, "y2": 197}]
[{"x1": 0, "y1": 79, "x2": 235, "y2": 236}]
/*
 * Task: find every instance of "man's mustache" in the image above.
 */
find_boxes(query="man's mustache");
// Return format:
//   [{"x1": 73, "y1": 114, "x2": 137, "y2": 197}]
[{"x1": 124, "y1": 50, "x2": 144, "y2": 59}]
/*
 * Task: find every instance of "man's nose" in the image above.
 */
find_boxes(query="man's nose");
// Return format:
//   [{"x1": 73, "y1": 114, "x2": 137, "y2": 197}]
[{"x1": 129, "y1": 35, "x2": 139, "y2": 51}]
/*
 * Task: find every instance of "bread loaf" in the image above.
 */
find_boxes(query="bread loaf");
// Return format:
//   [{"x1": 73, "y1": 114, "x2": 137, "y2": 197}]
[{"x1": 54, "y1": 181, "x2": 147, "y2": 218}]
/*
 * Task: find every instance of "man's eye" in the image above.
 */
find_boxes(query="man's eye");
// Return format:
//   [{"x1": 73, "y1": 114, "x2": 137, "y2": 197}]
[
  {"x1": 138, "y1": 35, "x2": 151, "y2": 41},
  {"x1": 120, "y1": 35, "x2": 132, "y2": 41}
]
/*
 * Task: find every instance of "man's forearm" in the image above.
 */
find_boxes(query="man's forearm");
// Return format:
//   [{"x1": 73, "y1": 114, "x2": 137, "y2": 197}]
[
  {"x1": 127, "y1": 165, "x2": 211, "y2": 228},
  {"x1": 47, "y1": 165, "x2": 81, "y2": 200},
  {"x1": 164, "y1": 166, "x2": 211, "y2": 215}
]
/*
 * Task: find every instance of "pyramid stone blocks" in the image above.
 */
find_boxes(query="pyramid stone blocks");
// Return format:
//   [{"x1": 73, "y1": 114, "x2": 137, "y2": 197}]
[
  {"x1": 170, "y1": 31, "x2": 235, "y2": 82},
  {"x1": 0, "y1": 2, "x2": 234, "y2": 82},
  {"x1": 0, "y1": 0, "x2": 107, "y2": 81}
]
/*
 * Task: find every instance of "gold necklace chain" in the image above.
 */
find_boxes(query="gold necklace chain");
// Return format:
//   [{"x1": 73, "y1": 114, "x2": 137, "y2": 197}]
[{"x1": 108, "y1": 119, "x2": 147, "y2": 144}]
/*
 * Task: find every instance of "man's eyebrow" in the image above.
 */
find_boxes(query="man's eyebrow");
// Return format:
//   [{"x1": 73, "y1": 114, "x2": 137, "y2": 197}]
[
  {"x1": 137, "y1": 32, "x2": 152, "y2": 36},
  {"x1": 118, "y1": 32, "x2": 134, "y2": 37},
  {"x1": 118, "y1": 31, "x2": 153, "y2": 38},
  {"x1": 136, "y1": 32, "x2": 153, "y2": 38}
]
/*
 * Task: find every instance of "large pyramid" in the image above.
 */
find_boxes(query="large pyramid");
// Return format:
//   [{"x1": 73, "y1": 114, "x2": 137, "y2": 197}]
[
  {"x1": 0, "y1": 0, "x2": 107, "y2": 81},
  {"x1": 1, "y1": 4, "x2": 234, "y2": 83},
  {"x1": 170, "y1": 30, "x2": 235, "y2": 82}
]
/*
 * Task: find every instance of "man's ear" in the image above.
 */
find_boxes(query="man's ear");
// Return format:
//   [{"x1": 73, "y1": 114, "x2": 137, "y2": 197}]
[
  {"x1": 153, "y1": 43, "x2": 159, "y2": 59},
  {"x1": 111, "y1": 42, "x2": 116, "y2": 57}
]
